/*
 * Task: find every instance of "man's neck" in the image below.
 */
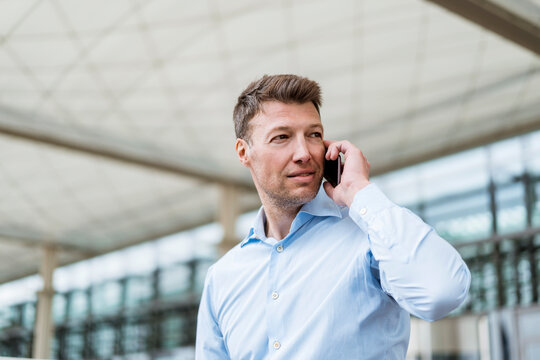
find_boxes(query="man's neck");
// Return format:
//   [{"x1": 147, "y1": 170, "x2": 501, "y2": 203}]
[{"x1": 263, "y1": 202, "x2": 302, "y2": 241}]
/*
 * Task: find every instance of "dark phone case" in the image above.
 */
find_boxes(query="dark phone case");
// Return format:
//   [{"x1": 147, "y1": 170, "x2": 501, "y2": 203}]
[{"x1": 324, "y1": 157, "x2": 341, "y2": 187}]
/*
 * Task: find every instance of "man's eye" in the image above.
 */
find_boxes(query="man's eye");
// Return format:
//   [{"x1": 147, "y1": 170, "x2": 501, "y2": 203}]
[
  {"x1": 310, "y1": 132, "x2": 322, "y2": 138},
  {"x1": 273, "y1": 134, "x2": 288, "y2": 141}
]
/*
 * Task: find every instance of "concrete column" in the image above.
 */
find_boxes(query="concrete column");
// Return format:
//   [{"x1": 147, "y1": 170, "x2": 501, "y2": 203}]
[
  {"x1": 410, "y1": 315, "x2": 491, "y2": 359},
  {"x1": 478, "y1": 315, "x2": 491, "y2": 360},
  {"x1": 412, "y1": 318, "x2": 432, "y2": 360},
  {"x1": 218, "y1": 185, "x2": 240, "y2": 255},
  {"x1": 33, "y1": 245, "x2": 57, "y2": 359}
]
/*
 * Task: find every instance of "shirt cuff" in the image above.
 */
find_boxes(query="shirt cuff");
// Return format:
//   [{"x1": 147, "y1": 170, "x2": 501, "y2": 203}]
[
  {"x1": 349, "y1": 183, "x2": 395, "y2": 222},
  {"x1": 349, "y1": 183, "x2": 409, "y2": 262}
]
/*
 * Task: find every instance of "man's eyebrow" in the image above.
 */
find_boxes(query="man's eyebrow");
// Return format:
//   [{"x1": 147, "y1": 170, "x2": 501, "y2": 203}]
[
  {"x1": 269, "y1": 126, "x2": 292, "y2": 132},
  {"x1": 269, "y1": 124, "x2": 323, "y2": 132}
]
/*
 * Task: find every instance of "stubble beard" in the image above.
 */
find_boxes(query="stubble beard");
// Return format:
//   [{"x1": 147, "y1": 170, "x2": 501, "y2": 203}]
[{"x1": 260, "y1": 175, "x2": 323, "y2": 210}]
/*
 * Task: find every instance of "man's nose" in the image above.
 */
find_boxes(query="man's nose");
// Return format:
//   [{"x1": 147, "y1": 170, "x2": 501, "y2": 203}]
[{"x1": 292, "y1": 138, "x2": 311, "y2": 163}]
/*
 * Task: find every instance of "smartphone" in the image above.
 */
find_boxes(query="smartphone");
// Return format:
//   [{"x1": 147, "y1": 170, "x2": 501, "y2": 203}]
[{"x1": 324, "y1": 154, "x2": 341, "y2": 187}]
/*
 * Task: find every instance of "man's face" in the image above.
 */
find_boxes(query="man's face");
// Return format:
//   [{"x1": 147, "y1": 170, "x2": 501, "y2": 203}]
[{"x1": 236, "y1": 101, "x2": 325, "y2": 209}]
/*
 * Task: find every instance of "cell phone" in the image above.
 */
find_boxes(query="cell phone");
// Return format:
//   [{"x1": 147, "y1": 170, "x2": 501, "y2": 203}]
[{"x1": 324, "y1": 154, "x2": 341, "y2": 187}]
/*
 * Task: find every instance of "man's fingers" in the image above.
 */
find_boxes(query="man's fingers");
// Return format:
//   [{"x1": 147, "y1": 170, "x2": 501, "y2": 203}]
[
  {"x1": 325, "y1": 140, "x2": 350, "y2": 160},
  {"x1": 324, "y1": 140, "x2": 335, "y2": 160},
  {"x1": 324, "y1": 140, "x2": 341, "y2": 160},
  {"x1": 325, "y1": 140, "x2": 369, "y2": 166},
  {"x1": 336, "y1": 141, "x2": 355, "y2": 155}
]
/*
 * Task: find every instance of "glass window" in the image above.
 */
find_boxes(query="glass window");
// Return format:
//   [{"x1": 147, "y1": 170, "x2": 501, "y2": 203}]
[
  {"x1": 424, "y1": 190, "x2": 491, "y2": 244},
  {"x1": 21, "y1": 303, "x2": 35, "y2": 329},
  {"x1": 123, "y1": 322, "x2": 149, "y2": 353},
  {"x1": 161, "y1": 315, "x2": 188, "y2": 349},
  {"x1": 159, "y1": 265, "x2": 191, "y2": 299},
  {"x1": 69, "y1": 290, "x2": 89, "y2": 319},
  {"x1": 65, "y1": 331, "x2": 84, "y2": 360},
  {"x1": 125, "y1": 276, "x2": 153, "y2": 307},
  {"x1": 93, "y1": 324, "x2": 116, "y2": 359},
  {"x1": 92, "y1": 281, "x2": 122, "y2": 316},
  {"x1": 533, "y1": 181, "x2": 540, "y2": 227},
  {"x1": 53, "y1": 293, "x2": 66, "y2": 324},
  {"x1": 194, "y1": 261, "x2": 213, "y2": 294},
  {"x1": 496, "y1": 182, "x2": 526, "y2": 234}
]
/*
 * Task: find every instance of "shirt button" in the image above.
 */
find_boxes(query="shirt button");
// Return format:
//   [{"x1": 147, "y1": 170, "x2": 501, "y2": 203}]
[
  {"x1": 272, "y1": 291, "x2": 279, "y2": 300},
  {"x1": 273, "y1": 341, "x2": 281, "y2": 350},
  {"x1": 360, "y1": 208, "x2": 367, "y2": 215},
  {"x1": 276, "y1": 245, "x2": 284, "y2": 252}
]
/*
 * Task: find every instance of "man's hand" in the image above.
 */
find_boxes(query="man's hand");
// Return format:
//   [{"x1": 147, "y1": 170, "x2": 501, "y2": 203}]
[{"x1": 323, "y1": 140, "x2": 371, "y2": 207}]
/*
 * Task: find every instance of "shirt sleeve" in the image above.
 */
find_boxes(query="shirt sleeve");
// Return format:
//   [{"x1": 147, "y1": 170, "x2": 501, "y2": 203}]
[
  {"x1": 196, "y1": 265, "x2": 230, "y2": 359},
  {"x1": 348, "y1": 183, "x2": 471, "y2": 321}
]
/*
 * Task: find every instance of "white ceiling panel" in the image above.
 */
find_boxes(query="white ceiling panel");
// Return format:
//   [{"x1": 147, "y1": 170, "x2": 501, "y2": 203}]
[{"x1": 0, "y1": 0, "x2": 538, "y2": 284}]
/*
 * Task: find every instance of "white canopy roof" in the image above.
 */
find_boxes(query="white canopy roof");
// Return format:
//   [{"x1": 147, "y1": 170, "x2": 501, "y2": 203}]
[{"x1": 0, "y1": 0, "x2": 539, "y2": 284}]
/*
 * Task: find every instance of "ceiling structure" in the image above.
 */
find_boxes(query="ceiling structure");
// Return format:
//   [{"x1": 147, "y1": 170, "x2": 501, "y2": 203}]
[
  {"x1": 0, "y1": 0, "x2": 539, "y2": 284},
  {"x1": 427, "y1": 0, "x2": 540, "y2": 55}
]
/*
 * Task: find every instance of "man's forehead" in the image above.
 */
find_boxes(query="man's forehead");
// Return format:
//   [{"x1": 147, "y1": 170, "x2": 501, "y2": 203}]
[
  {"x1": 259, "y1": 100, "x2": 319, "y2": 116},
  {"x1": 256, "y1": 102, "x2": 321, "y2": 125},
  {"x1": 267, "y1": 122, "x2": 323, "y2": 131}
]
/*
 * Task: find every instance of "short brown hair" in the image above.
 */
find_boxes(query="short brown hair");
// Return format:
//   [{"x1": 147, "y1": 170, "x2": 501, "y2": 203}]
[{"x1": 233, "y1": 74, "x2": 322, "y2": 140}]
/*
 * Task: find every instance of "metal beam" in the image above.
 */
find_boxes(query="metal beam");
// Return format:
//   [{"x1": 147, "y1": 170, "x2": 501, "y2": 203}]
[
  {"x1": 372, "y1": 114, "x2": 540, "y2": 175},
  {"x1": 0, "y1": 229, "x2": 97, "y2": 256},
  {"x1": 0, "y1": 105, "x2": 255, "y2": 191},
  {"x1": 0, "y1": 197, "x2": 261, "y2": 285},
  {"x1": 453, "y1": 226, "x2": 540, "y2": 249},
  {"x1": 427, "y1": 0, "x2": 540, "y2": 55}
]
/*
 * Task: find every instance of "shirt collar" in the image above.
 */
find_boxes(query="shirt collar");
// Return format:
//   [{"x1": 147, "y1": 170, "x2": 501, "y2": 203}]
[
  {"x1": 240, "y1": 185, "x2": 342, "y2": 248},
  {"x1": 242, "y1": 206, "x2": 266, "y2": 247},
  {"x1": 298, "y1": 184, "x2": 343, "y2": 218}
]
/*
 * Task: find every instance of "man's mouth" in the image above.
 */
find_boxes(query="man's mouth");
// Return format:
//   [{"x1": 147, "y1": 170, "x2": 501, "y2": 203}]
[{"x1": 287, "y1": 171, "x2": 316, "y2": 180}]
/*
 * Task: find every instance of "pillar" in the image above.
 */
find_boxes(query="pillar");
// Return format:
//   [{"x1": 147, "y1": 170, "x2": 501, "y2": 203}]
[
  {"x1": 218, "y1": 185, "x2": 240, "y2": 255},
  {"x1": 33, "y1": 245, "x2": 57, "y2": 359}
]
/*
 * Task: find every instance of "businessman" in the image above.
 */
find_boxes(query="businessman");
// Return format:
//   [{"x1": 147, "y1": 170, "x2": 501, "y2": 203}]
[{"x1": 196, "y1": 74, "x2": 471, "y2": 359}]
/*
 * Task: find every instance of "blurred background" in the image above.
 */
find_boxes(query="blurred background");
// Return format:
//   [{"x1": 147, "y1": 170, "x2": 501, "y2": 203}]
[{"x1": 0, "y1": 0, "x2": 539, "y2": 359}]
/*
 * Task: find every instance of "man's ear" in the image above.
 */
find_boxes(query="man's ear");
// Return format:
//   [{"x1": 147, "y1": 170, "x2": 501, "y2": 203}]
[{"x1": 235, "y1": 138, "x2": 250, "y2": 167}]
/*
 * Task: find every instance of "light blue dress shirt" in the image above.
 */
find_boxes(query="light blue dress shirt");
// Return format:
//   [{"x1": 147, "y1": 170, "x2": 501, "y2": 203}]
[{"x1": 196, "y1": 183, "x2": 471, "y2": 359}]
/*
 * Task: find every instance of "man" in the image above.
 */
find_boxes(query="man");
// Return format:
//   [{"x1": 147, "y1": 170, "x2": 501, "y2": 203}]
[{"x1": 196, "y1": 74, "x2": 470, "y2": 359}]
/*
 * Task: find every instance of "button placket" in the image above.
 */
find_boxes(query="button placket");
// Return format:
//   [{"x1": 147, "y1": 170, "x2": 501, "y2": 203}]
[{"x1": 267, "y1": 241, "x2": 286, "y2": 353}]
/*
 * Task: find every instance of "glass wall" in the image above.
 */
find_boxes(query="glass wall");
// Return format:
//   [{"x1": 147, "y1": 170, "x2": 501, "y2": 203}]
[{"x1": 0, "y1": 130, "x2": 539, "y2": 359}]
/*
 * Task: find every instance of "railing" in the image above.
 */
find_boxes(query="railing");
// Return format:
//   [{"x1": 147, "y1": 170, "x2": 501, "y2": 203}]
[
  {"x1": 456, "y1": 227, "x2": 540, "y2": 313},
  {"x1": 0, "y1": 259, "x2": 212, "y2": 358},
  {"x1": 405, "y1": 172, "x2": 540, "y2": 314},
  {"x1": 0, "y1": 172, "x2": 538, "y2": 359}
]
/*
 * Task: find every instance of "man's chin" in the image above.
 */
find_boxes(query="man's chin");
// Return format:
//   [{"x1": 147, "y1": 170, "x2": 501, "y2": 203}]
[
  {"x1": 259, "y1": 176, "x2": 322, "y2": 208},
  {"x1": 264, "y1": 185, "x2": 318, "y2": 209},
  {"x1": 289, "y1": 182, "x2": 321, "y2": 203}
]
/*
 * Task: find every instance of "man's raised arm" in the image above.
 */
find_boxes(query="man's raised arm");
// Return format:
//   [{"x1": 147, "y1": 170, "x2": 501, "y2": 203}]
[{"x1": 324, "y1": 140, "x2": 471, "y2": 321}]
